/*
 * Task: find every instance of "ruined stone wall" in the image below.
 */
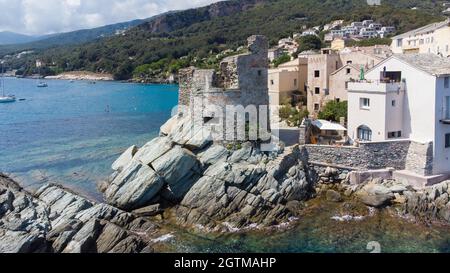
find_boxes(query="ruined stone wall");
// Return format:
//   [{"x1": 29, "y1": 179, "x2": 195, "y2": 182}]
[
  {"x1": 178, "y1": 67, "x2": 195, "y2": 107},
  {"x1": 177, "y1": 35, "x2": 270, "y2": 141},
  {"x1": 301, "y1": 140, "x2": 434, "y2": 175}
]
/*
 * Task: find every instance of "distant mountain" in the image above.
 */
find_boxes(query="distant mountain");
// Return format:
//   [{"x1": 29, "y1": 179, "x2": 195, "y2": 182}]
[
  {"x1": 0, "y1": 19, "x2": 146, "y2": 55},
  {"x1": 0, "y1": 31, "x2": 40, "y2": 45},
  {"x1": 3, "y1": 0, "x2": 448, "y2": 80}
]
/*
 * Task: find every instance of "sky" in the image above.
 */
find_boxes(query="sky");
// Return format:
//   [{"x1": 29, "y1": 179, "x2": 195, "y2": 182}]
[{"x1": 0, "y1": 0, "x2": 220, "y2": 36}]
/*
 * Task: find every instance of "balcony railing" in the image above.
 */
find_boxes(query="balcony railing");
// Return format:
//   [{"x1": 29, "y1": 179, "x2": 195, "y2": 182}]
[{"x1": 347, "y1": 80, "x2": 405, "y2": 93}]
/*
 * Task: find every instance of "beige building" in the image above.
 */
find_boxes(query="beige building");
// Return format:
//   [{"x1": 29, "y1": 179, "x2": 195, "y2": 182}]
[
  {"x1": 331, "y1": 38, "x2": 347, "y2": 51},
  {"x1": 391, "y1": 19, "x2": 450, "y2": 56},
  {"x1": 268, "y1": 58, "x2": 308, "y2": 106},
  {"x1": 306, "y1": 49, "x2": 385, "y2": 115}
]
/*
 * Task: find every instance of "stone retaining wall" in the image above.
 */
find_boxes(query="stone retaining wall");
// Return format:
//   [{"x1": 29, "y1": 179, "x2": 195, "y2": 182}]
[{"x1": 301, "y1": 140, "x2": 434, "y2": 175}]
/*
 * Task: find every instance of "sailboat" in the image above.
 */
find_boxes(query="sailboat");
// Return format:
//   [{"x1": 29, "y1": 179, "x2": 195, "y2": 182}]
[
  {"x1": 36, "y1": 64, "x2": 48, "y2": 88},
  {"x1": 0, "y1": 63, "x2": 16, "y2": 103}
]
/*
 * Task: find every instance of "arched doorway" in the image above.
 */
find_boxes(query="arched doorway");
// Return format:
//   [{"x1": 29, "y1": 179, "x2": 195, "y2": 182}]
[{"x1": 357, "y1": 125, "x2": 372, "y2": 141}]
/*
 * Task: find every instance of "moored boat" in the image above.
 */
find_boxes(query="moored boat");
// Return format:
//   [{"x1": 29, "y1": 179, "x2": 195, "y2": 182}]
[
  {"x1": 0, "y1": 95, "x2": 16, "y2": 103},
  {"x1": 37, "y1": 82, "x2": 48, "y2": 88}
]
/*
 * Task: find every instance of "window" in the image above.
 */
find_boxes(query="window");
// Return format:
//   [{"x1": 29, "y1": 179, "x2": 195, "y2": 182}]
[
  {"x1": 357, "y1": 125, "x2": 372, "y2": 141},
  {"x1": 346, "y1": 68, "x2": 351, "y2": 75},
  {"x1": 392, "y1": 100, "x2": 396, "y2": 107},
  {"x1": 258, "y1": 70, "x2": 262, "y2": 76},
  {"x1": 397, "y1": 39, "x2": 403, "y2": 47},
  {"x1": 388, "y1": 131, "x2": 402, "y2": 139},
  {"x1": 315, "y1": 87, "x2": 320, "y2": 94},
  {"x1": 445, "y1": 96, "x2": 450, "y2": 119},
  {"x1": 314, "y1": 103, "x2": 320, "y2": 111},
  {"x1": 294, "y1": 79, "x2": 297, "y2": 87},
  {"x1": 347, "y1": 60, "x2": 353, "y2": 64},
  {"x1": 446, "y1": 45, "x2": 449, "y2": 52},
  {"x1": 360, "y1": 98, "x2": 370, "y2": 109},
  {"x1": 445, "y1": 77, "x2": 449, "y2": 88},
  {"x1": 270, "y1": 80, "x2": 274, "y2": 85},
  {"x1": 336, "y1": 98, "x2": 340, "y2": 103},
  {"x1": 314, "y1": 70, "x2": 320, "y2": 78},
  {"x1": 446, "y1": 133, "x2": 450, "y2": 148}
]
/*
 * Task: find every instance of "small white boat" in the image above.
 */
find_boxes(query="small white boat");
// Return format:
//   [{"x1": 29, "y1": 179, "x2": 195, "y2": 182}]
[
  {"x1": 0, "y1": 95, "x2": 16, "y2": 103},
  {"x1": 0, "y1": 62, "x2": 16, "y2": 103},
  {"x1": 37, "y1": 82, "x2": 48, "y2": 88}
]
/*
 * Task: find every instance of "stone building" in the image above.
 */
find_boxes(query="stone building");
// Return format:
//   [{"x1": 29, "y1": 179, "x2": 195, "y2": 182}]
[
  {"x1": 268, "y1": 57, "x2": 308, "y2": 106},
  {"x1": 178, "y1": 35, "x2": 270, "y2": 142},
  {"x1": 306, "y1": 49, "x2": 386, "y2": 115}
]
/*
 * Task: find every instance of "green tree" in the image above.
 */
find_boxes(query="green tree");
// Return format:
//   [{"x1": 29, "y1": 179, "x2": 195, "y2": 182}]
[
  {"x1": 318, "y1": 100, "x2": 348, "y2": 122},
  {"x1": 273, "y1": 53, "x2": 291, "y2": 67},
  {"x1": 296, "y1": 35, "x2": 323, "y2": 54}
]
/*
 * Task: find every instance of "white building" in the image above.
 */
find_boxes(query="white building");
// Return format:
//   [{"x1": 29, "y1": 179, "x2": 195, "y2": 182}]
[
  {"x1": 391, "y1": 19, "x2": 450, "y2": 56},
  {"x1": 347, "y1": 54, "x2": 450, "y2": 176}
]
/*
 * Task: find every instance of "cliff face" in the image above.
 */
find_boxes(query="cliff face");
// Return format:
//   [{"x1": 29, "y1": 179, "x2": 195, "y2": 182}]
[
  {"x1": 138, "y1": 0, "x2": 268, "y2": 33},
  {"x1": 102, "y1": 114, "x2": 315, "y2": 230}
]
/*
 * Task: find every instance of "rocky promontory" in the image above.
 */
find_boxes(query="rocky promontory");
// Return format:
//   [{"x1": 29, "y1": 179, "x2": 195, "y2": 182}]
[
  {"x1": 102, "y1": 114, "x2": 450, "y2": 231},
  {"x1": 101, "y1": 115, "x2": 315, "y2": 231},
  {"x1": 0, "y1": 173, "x2": 169, "y2": 253}
]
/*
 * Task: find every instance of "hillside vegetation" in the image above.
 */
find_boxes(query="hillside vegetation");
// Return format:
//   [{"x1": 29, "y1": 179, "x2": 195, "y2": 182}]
[{"x1": 2, "y1": 0, "x2": 447, "y2": 81}]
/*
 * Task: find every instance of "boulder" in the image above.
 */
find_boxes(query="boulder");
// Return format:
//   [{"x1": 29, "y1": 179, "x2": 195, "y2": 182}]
[
  {"x1": 112, "y1": 145, "x2": 138, "y2": 172},
  {"x1": 133, "y1": 137, "x2": 173, "y2": 166},
  {"x1": 152, "y1": 145, "x2": 200, "y2": 186},
  {"x1": 358, "y1": 192, "x2": 393, "y2": 208},
  {"x1": 160, "y1": 115, "x2": 178, "y2": 136},
  {"x1": 326, "y1": 190, "x2": 343, "y2": 202},
  {"x1": 105, "y1": 160, "x2": 165, "y2": 210},
  {"x1": 389, "y1": 185, "x2": 408, "y2": 194}
]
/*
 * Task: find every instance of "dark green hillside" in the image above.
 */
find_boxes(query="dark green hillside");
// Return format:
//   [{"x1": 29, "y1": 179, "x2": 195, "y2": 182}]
[{"x1": 3, "y1": 0, "x2": 447, "y2": 80}]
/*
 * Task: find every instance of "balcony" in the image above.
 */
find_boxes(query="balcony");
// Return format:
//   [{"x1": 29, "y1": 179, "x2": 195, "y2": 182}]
[{"x1": 347, "y1": 80, "x2": 405, "y2": 93}]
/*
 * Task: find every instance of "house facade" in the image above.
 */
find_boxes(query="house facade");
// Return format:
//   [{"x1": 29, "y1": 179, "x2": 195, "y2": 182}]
[
  {"x1": 347, "y1": 54, "x2": 450, "y2": 175},
  {"x1": 306, "y1": 49, "x2": 384, "y2": 115},
  {"x1": 391, "y1": 19, "x2": 450, "y2": 56},
  {"x1": 268, "y1": 58, "x2": 308, "y2": 106}
]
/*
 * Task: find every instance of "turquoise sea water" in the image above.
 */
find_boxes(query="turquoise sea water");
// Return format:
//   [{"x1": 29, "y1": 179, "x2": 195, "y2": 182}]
[
  {"x1": 0, "y1": 78, "x2": 178, "y2": 200},
  {"x1": 1, "y1": 78, "x2": 450, "y2": 253}
]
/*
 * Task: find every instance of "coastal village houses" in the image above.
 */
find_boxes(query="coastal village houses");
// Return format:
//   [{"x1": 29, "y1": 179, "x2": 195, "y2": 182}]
[
  {"x1": 268, "y1": 57, "x2": 308, "y2": 106},
  {"x1": 391, "y1": 19, "x2": 450, "y2": 56},
  {"x1": 306, "y1": 47, "x2": 390, "y2": 115},
  {"x1": 347, "y1": 54, "x2": 450, "y2": 178}
]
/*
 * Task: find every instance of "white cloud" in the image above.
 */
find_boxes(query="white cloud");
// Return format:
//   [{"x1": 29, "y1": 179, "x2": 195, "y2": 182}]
[{"x1": 0, "y1": 0, "x2": 220, "y2": 35}]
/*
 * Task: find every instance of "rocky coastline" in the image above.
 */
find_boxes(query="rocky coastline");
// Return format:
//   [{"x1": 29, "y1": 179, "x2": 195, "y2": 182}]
[
  {"x1": 45, "y1": 71, "x2": 113, "y2": 81},
  {"x1": 0, "y1": 173, "x2": 172, "y2": 253},
  {"x1": 2, "y1": 114, "x2": 450, "y2": 253}
]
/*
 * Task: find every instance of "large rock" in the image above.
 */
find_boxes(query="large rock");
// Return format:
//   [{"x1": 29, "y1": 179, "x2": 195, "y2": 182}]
[
  {"x1": 0, "y1": 174, "x2": 168, "y2": 254},
  {"x1": 112, "y1": 145, "x2": 138, "y2": 172},
  {"x1": 152, "y1": 145, "x2": 200, "y2": 186},
  {"x1": 105, "y1": 160, "x2": 165, "y2": 210},
  {"x1": 357, "y1": 192, "x2": 393, "y2": 208},
  {"x1": 326, "y1": 190, "x2": 343, "y2": 202},
  {"x1": 134, "y1": 137, "x2": 173, "y2": 166}
]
